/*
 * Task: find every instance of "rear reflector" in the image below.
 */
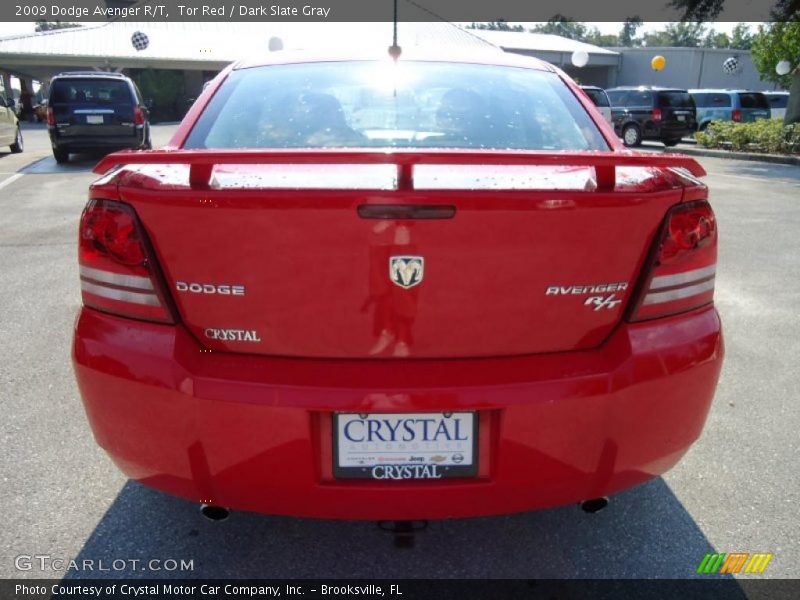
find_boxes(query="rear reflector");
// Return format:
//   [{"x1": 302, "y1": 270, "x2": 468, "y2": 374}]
[
  {"x1": 78, "y1": 199, "x2": 174, "y2": 323},
  {"x1": 629, "y1": 200, "x2": 717, "y2": 322}
]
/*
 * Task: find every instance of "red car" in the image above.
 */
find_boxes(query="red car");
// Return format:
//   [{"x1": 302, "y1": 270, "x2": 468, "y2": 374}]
[{"x1": 72, "y1": 49, "x2": 723, "y2": 520}]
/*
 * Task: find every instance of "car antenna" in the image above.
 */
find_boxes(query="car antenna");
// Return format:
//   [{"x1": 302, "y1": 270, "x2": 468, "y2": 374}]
[{"x1": 388, "y1": 0, "x2": 402, "y2": 60}]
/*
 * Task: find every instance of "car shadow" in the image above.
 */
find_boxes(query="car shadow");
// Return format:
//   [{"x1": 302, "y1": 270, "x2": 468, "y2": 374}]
[
  {"x1": 64, "y1": 477, "x2": 743, "y2": 586},
  {"x1": 21, "y1": 152, "x2": 106, "y2": 175}
]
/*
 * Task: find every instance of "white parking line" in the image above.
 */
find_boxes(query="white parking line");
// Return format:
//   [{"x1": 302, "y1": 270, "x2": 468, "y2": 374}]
[
  {"x1": 711, "y1": 172, "x2": 800, "y2": 186},
  {"x1": 0, "y1": 173, "x2": 23, "y2": 190}
]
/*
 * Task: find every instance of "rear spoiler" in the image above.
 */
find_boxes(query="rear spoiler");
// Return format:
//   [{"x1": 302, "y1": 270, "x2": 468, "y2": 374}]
[{"x1": 93, "y1": 149, "x2": 706, "y2": 192}]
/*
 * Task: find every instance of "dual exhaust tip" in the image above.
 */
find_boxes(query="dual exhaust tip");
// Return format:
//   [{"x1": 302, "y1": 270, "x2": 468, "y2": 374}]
[
  {"x1": 200, "y1": 504, "x2": 230, "y2": 522},
  {"x1": 200, "y1": 498, "x2": 608, "y2": 521},
  {"x1": 580, "y1": 497, "x2": 609, "y2": 514}
]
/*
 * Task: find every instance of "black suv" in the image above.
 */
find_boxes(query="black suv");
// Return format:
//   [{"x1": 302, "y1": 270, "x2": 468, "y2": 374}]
[
  {"x1": 606, "y1": 86, "x2": 696, "y2": 147},
  {"x1": 47, "y1": 72, "x2": 151, "y2": 163}
]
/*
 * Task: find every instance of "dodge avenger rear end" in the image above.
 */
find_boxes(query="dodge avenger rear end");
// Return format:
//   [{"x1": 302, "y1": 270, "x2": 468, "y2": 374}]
[{"x1": 72, "y1": 49, "x2": 723, "y2": 520}]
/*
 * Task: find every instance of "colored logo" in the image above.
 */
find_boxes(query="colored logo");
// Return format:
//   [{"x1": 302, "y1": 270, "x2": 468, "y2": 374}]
[
  {"x1": 697, "y1": 553, "x2": 773, "y2": 575},
  {"x1": 389, "y1": 256, "x2": 424, "y2": 289}
]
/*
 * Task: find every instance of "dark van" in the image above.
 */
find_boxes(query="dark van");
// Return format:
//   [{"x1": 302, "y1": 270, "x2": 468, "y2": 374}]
[
  {"x1": 606, "y1": 86, "x2": 696, "y2": 147},
  {"x1": 47, "y1": 72, "x2": 151, "y2": 163}
]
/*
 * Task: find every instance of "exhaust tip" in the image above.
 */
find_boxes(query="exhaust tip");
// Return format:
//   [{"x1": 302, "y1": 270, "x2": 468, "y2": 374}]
[
  {"x1": 580, "y1": 497, "x2": 609, "y2": 514},
  {"x1": 200, "y1": 504, "x2": 230, "y2": 522}
]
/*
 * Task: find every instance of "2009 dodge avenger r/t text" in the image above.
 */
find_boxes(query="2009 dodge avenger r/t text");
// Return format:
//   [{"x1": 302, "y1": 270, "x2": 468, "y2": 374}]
[{"x1": 72, "y1": 47, "x2": 723, "y2": 520}]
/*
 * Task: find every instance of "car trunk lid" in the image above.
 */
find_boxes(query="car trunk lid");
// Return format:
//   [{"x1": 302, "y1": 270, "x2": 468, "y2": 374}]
[{"x1": 93, "y1": 150, "x2": 705, "y2": 359}]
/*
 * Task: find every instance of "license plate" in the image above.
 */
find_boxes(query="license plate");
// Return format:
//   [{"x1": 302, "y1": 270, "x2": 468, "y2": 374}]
[
  {"x1": 334, "y1": 412, "x2": 477, "y2": 479},
  {"x1": 86, "y1": 115, "x2": 104, "y2": 124},
  {"x1": 677, "y1": 115, "x2": 686, "y2": 121}
]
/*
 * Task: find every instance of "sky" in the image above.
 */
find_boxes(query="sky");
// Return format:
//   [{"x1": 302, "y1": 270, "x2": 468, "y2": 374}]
[{"x1": 0, "y1": 21, "x2": 754, "y2": 39}]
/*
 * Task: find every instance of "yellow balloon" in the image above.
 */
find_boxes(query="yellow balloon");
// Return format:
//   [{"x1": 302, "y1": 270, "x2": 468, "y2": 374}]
[{"x1": 651, "y1": 55, "x2": 666, "y2": 71}]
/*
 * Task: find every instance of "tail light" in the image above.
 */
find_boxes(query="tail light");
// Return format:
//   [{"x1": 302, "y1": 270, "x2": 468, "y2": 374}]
[
  {"x1": 78, "y1": 199, "x2": 174, "y2": 323},
  {"x1": 628, "y1": 200, "x2": 717, "y2": 322},
  {"x1": 652, "y1": 108, "x2": 662, "y2": 122},
  {"x1": 133, "y1": 105, "x2": 145, "y2": 126},
  {"x1": 732, "y1": 109, "x2": 742, "y2": 122},
  {"x1": 46, "y1": 107, "x2": 55, "y2": 126}
]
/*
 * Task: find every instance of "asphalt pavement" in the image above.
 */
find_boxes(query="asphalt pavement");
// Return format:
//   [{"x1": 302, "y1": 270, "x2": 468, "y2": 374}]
[{"x1": 0, "y1": 125, "x2": 798, "y2": 580}]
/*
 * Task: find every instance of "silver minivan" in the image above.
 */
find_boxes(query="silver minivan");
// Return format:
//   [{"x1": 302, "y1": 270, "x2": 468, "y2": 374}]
[
  {"x1": 764, "y1": 91, "x2": 790, "y2": 120},
  {"x1": 580, "y1": 86, "x2": 613, "y2": 125}
]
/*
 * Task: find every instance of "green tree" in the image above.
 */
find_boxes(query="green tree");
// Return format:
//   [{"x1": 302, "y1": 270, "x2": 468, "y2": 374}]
[
  {"x1": 530, "y1": 16, "x2": 588, "y2": 41},
  {"x1": 703, "y1": 31, "x2": 731, "y2": 48},
  {"x1": 670, "y1": 0, "x2": 794, "y2": 21},
  {"x1": 584, "y1": 29, "x2": 620, "y2": 47},
  {"x1": 619, "y1": 17, "x2": 643, "y2": 47},
  {"x1": 131, "y1": 69, "x2": 185, "y2": 121},
  {"x1": 751, "y1": 22, "x2": 800, "y2": 124},
  {"x1": 467, "y1": 21, "x2": 524, "y2": 32},
  {"x1": 730, "y1": 23, "x2": 754, "y2": 50},
  {"x1": 643, "y1": 22, "x2": 708, "y2": 47}
]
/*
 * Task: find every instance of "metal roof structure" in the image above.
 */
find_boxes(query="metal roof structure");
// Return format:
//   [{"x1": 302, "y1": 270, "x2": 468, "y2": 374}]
[
  {"x1": 469, "y1": 30, "x2": 619, "y2": 57},
  {"x1": 0, "y1": 21, "x2": 499, "y2": 80}
]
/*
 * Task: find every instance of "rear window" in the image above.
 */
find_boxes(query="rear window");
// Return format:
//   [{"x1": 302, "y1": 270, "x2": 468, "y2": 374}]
[
  {"x1": 50, "y1": 79, "x2": 132, "y2": 105},
  {"x1": 606, "y1": 91, "x2": 626, "y2": 106},
  {"x1": 692, "y1": 93, "x2": 732, "y2": 108},
  {"x1": 583, "y1": 88, "x2": 609, "y2": 107},
  {"x1": 738, "y1": 93, "x2": 770, "y2": 109},
  {"x1": 658, "y1": 91, "x2": 694, "y2": 109},
  {"x1": 766, "y1": 94, "x2": 789, "y2": 109},
  {"x1": 185, "y1": 61, "x2": 608, "y2": 151},
  {"x1": 622, "y1": 90, "x2": 653, "y2": 107}
]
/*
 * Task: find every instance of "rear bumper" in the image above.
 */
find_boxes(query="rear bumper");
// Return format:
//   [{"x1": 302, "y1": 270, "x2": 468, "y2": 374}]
[
  {"x1": 646, "y1": 125, "x2": 695, "y2": 140},
  {"x1": 49, "y1": 129, "x2": 145, "y2": 151},
  {"x1": 613, "y1": 123, "x2": 695, "y2": 141},
  {"x1": 73, "y1": 306, "x2": 723, "y2": 520}
]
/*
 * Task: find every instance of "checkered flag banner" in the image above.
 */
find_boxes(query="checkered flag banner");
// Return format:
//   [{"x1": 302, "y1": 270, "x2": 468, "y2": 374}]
[
  {"x1": 131, "y1": 31, "x2": 150, "y2": 51},
  {"x1": 723, "y1": 56, "x2": 740, "y2": 75}
]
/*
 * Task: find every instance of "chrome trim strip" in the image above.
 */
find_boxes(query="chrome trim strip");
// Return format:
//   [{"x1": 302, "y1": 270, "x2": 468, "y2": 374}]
[
  {"x1": 650, "y1": 265, "x2": 716, "y2": 290},
  {"x1": 74, "y1": 109, "x2": 114, "y2": 114},
  {"x1": 79, "y1": 266, "x2": 153, "y2": 290},
  {"x1": 643, "y1": 278, "x2": 715, "y2": 305},
  {"x1": 81, "y1": 281, "x2": 160, "y2": 306}
]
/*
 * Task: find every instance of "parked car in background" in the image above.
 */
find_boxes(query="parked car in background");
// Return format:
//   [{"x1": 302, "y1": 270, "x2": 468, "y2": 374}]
[
  {"x1": 764, "y1": 91, "x2": 790, "y2": 121},
  {"x1": 606, "y1": 86, "x2": 696, "y2": 147},
  {"x1": 73, "y1": 50, "x2": 723, "y2": 520},
  {"x1": 580, "y1": 85, "x2": 613, "y2": 125},
  {"x1": 0, "y1": 89, "x2": 23, "y2": 153},
  {"x1": 689, "y1": 90, "x2": 771, "y2": 130},
  {"x1": 33, "y1": 100, "x2": 48, "y2": 123},
  {"x1": 47, "y1": 71, "x2": 151, "y2": 164}
]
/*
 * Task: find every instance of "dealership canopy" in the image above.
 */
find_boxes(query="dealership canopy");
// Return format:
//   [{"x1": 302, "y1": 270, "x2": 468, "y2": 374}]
[{"x1": 0, "y1": 21, "x2": 619, "y2": 82}]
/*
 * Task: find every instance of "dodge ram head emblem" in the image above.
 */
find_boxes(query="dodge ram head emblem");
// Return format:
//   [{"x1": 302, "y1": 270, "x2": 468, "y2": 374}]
[{"x1": 389, "y1": 256, "x2": 424, "y2": 289}]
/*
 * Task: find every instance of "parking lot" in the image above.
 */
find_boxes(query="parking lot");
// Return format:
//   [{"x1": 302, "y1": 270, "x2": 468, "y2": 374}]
[{"x1": 1, "y1": 123, "x2": 798, "y2": 580}]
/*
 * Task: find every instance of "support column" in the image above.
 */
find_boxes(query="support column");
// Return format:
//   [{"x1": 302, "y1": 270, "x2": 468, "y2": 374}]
[
  {"x1": 20, "y1": 77, "x2": 35, "y2": 122},
  {"x1": 1, "y1": 72, "x2": 13, "y2": 101}
]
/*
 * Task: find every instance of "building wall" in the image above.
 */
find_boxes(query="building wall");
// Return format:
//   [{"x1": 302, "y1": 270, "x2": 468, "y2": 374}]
[
  {"x1": 613, "y1": 47, "x2": 780, "y2": 91},
  {"x1": 560, "y1": 66, "x2": 617, "y2": 88},
  {"x1": 501, "y1": 49, "x2": 619, "y2": 88}
]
